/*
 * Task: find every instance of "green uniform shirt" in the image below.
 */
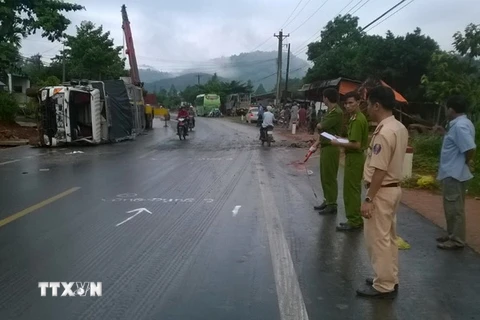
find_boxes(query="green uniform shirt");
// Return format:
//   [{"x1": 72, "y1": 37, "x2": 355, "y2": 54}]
[
  {"x1": 319, "y1": 104, "x2": 343, "y2": 146},
  {"x1": 346, "y1": 110, "x2": 369, "y2": 153}
]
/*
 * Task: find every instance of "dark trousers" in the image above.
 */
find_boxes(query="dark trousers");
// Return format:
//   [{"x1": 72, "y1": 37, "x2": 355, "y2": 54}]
[{"x1": 442, "y1": 177, "x2": 467, "y2": 245}]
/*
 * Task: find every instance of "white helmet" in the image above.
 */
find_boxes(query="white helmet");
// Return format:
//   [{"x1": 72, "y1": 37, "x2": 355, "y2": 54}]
[{"x1": 266, "y1": 105, "x2": 273, "y2": 111}]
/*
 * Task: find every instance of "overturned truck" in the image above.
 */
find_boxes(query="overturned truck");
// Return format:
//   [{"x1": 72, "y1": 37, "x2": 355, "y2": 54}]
[{"x1": 37, "y1": 80, "x2": 145, "y2": 147}]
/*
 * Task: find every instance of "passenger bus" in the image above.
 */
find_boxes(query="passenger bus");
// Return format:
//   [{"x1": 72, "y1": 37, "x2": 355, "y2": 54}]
[{"x1": 195, "y1": 94, "x2": 221, "y2": 116}]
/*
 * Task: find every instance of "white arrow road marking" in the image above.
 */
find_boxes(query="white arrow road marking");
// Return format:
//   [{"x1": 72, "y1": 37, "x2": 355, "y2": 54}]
[
  {"x1": 115, "y1": 208, "x2": 152, "y2": 227},
  {"x1": 232, "y1": 205, "x2": 241, "y2": 217}
]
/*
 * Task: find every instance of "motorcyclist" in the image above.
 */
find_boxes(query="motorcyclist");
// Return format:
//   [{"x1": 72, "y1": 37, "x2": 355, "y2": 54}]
[
  {"x1": 177, "y1": 106, "x2": 189, "y2": 119},
  {"x1": 188, "y1": 105, "x2": 196, "y2": 127},
  {"x1": 177, "y1": 106, "x2": 190, "y2": 135},
  {"x1": 260, "y1": 105, "x2": 275, "y2": 140}
]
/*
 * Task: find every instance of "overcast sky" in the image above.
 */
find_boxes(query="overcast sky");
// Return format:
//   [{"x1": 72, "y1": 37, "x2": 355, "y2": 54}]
[{"x1": 20, "y1": 0, "x2": 478, "y2": 73}]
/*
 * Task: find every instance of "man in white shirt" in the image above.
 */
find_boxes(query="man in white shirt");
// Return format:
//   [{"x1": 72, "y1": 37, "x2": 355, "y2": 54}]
[{"x1": 260, "y1": 105, "x2": 275, "y2": 140}]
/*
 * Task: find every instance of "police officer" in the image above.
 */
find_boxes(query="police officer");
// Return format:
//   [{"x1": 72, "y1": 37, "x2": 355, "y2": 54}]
[
  {"x1": 310, "y1": 88, "x2": 344, "y2": 214},
  {"x1": 356, "y1": 86, "x2": 408, "y2": 298},
  {"x1": 331, "y1": 91, "x2": 368, "y2": 231}
]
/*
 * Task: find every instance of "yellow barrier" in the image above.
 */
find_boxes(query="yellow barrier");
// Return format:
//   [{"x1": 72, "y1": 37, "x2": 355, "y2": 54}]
[{"x1": 154, "y1": 107, "x2": 169, "y2": 117}]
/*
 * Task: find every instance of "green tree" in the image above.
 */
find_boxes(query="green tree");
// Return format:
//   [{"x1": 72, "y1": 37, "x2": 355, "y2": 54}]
[
  {"x1": 0, "y1": 0, "x2": 84, "y2": 72},
  {"x1": 421, "y1": 23, "x2": 480, "y2": 121},
  {"x1": 246, "y1": 80, "x2": 254, "y2": 93},
  {"x1": 255, "y1": 84, "x2": 267, "y2": 95},
  {"x1": 181, "y1": 85, "x2": 202, "y2": 103},
  {"x1": 168, "y1": 84, "x2": 177, "y2": 97},
  {"x1": 58, "y1": 21, "x2": 125, "y2": 80},
  {"x1": 305, "y1": 15, "x2": 439, "y2": 102},
  {"x1": 21, "y1": 54, "x2": 47, "y2": 85},
  {"x1": 453, "y1": 23, "x2": 480, "y2": 63},
  {"x1": 305, "y1": 14, "x2": 364, "y2": 82}
]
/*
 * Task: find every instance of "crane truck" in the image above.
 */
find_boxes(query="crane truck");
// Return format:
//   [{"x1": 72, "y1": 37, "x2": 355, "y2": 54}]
[{"x1": 121, "y1": 4, "x2": 154, "y2": 130}]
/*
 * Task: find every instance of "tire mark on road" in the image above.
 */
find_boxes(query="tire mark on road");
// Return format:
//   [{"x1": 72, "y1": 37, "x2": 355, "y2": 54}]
[
  {"x1": 254, "y1": 151, "x2": 310, "y2": 320},
  {"x1": 76, "y1": 151, "x2": 253, "y2": 319}
]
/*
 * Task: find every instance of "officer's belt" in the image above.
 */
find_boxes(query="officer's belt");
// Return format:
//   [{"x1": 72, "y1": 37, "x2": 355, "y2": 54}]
[{"x1": 364, "y1": 182, "x2": 399, "y2": 189}]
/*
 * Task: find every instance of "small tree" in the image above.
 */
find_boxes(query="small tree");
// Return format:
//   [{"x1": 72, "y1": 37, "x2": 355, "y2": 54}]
[
  {"x1": 58, "y1": 21, "x2": 125, "y2": 80},
  {"x1": 0, "y1": 92, "x2": 20, "y2": 123}
]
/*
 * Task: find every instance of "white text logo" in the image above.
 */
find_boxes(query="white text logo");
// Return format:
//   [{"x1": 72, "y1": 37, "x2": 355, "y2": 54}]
[{"x1": 38, "y1": 282, "x2": 102, "y2": 297}]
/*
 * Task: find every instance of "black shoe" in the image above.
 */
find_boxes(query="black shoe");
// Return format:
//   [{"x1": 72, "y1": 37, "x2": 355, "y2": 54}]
[
  {"x1": 313, "y1": 202, "x2": 327, "y2": 211},
  {"x1": 318, "y1": 205, "x2": 337, "y2": 215},
  {"x1": 437, "y1": 240, "x2": 465, "y2": 250},
  {"x1": 356, "y1": 285, "x2": 397, "y2": 299},
  {"x1": 365, "y1": 278, "x2": 398, "y2": 291},
  {"x1": 336, "y1": 223, "x2": 363, "y2": 231},
  {"x1": 436, "y1": 235, "x2": 450, "y2": 243}
]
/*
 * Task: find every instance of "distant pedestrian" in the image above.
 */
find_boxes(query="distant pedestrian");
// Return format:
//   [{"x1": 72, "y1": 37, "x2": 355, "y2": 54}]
[
  {"x1": 310, "y1": 88, "x2": 344, "y2": 214},
  {"x1": 331, "y1": 91, "x2": 369, "y2": 231},
  {"x1": 283, "y1": 106, "x2": 291, "y2": 128},
  {"x1": 436, "y1": 95, "x2": 476, "y2": 250},
  {"x1": 357, "y1": 85, "x2": 408, "y2": 298},
  {"x1": 290, "y1": 103, "x2": 299, "y2": 128},
  {"x1": 298, "y1": 106, "x2": 307, "y2": 129}
]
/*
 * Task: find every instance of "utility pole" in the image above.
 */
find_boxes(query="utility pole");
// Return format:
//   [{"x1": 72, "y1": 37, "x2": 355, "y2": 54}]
[
  {"x1": 196, "y1": 74, "x2": 201, "y2": 85},
  {"x1": 62, "y1": 42, "x2": 66, "y2": 83},
  {"x1": 284, "y1": 43, "x2": 291, "y2": 94},
  {"x1": 274, "y1": 30, "x2": 289, "y2": 105}
]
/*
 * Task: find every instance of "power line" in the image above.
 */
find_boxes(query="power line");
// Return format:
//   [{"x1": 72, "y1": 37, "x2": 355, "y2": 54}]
[
  {"x1": 251, "y1": 65, "x2": 309, "y2": 84},
  {"x1": 291, "y1": 0, "x2": 364, "y2": 55},
  {"x1": 339, "y1": 0, "x2": 359, "y2": 14},
  {"x1": 364, "y1": 0, "x2": 415, "y2": 32},
  {"x1": 293, "y1": 0, "x2": 413, "y2": 57},
  {"x1": 289, "y1": 0, "x2": 331, "y2": 34},
  {"x1": 350, "y1": 0, "x2": 373, "y2": 15},
  {"x1": 361, "y1": 0, "x2": 409, "y2": 31},
  {"x1": 346, "y1": 0, "x2": 368, "y2": 15},
  {"x1": 283, "y1": 0, "x2": 313, "y2": 30},
  {"x1": 280, "y1": 0, "x2": 305, "y2": 29}
]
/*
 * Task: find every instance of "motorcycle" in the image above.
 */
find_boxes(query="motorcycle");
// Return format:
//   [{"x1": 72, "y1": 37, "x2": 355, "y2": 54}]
[
  {"x1": 188, "y1": 116, "x2": 195, "y2": 131},
  {"x1": 177, "y1": 117, "x2": 189, "y2": 140},
  {"x1": 260, "y1": 125, "x2": 274, "y2": 147}
]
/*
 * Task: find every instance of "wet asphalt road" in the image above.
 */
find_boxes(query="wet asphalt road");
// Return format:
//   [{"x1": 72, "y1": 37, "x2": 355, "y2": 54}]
[{"x1": 0, "y1": 117, "x2": 479, "y2": 320}]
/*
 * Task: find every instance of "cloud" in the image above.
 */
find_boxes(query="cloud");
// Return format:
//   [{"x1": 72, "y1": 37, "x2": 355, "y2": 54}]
[{"x1": 19, "y1": 0, "x2": 476, "y2": 72}]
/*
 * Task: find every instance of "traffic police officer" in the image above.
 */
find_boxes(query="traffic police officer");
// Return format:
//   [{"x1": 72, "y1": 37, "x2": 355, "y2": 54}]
[
  {"x1": 356, "y1": 86, "x2": 408, "y2": 298},
  {"x1": 311, "y1": 88, "x2": 344, "y2": 214},
  {"x1": 331, "y1": 91, "x2": 369, "y2": 231}
]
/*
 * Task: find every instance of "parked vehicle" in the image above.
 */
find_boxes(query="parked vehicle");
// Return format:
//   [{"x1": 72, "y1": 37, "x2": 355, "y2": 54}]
[
  {"x1": 207, "y1": 108, "x2": 222, "y2": 117},
  {"x1": 246, "y1": 107, "x2": 259, "y2": 123},
  {"x1": 195, "y1": 94, "x2": 221, "y2": 116}
]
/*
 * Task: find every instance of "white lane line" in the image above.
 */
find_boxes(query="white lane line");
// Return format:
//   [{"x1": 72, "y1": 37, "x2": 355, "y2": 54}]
[
  {"x1": 0, "y1": 159, "x2": 20, "y2": 166},
  {"x1": 232, "y1": 205, "x2": 241, "y2": 217},
  {"x1": 138, "y1": 150, "x2": 157, "y2": 159},
  {"x1": 254, "y1": 153, "x2": 309, "y2": 320}
]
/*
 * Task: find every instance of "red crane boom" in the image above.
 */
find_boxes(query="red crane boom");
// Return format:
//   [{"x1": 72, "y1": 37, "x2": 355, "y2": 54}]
[{"x1": 121, "y1": 4, "x2": 141, "y2": 87}]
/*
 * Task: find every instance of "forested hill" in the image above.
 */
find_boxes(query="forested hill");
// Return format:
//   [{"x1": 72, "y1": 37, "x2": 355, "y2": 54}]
[{"x1": 142, "y1": 51, "x2": 310, "y2": 92}]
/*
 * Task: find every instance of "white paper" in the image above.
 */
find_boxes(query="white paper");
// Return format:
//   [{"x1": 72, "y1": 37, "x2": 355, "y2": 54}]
[{"x1": 320, "y1": 132, "x2": 349, "y2": 144}]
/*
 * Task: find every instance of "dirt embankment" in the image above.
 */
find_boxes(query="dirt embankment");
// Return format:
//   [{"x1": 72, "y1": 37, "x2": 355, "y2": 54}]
[{"x1": 0, "y1": 121, "x2": 39, "y2": 146}]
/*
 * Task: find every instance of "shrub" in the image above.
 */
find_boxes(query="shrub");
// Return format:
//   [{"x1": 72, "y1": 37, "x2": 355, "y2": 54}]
[
  {"x1": 411, "y1": 134, "x2": 443, "y2": 174},
  {"x1": 0, "y1": 92, "x2": 20, "y2": 123},
  {"x1": 411, "y1": 134, "x2": 443, "y2": 158}
]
